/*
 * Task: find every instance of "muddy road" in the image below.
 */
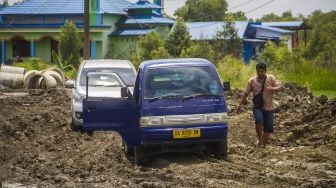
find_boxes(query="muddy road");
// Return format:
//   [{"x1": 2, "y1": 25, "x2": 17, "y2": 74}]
[{"x1": 0, "y1": 84, "x2": 335, "y2": 187}]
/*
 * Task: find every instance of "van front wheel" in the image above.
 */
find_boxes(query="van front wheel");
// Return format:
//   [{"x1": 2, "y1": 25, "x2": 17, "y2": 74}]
[
  {"x1": 134, "y1": 145, "x2": 149, "y2": 166},
  {"x1": 208, "y1": 140, "x2": 228, "y2": 159},
  {"x1": 122, "y1": 140, "x2": 134, "y2": 156}
]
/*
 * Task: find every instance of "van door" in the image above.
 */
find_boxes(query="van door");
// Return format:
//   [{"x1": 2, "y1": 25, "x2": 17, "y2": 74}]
[{"x1": 82, "y1": 72, "x2": 140, "y2": 146}]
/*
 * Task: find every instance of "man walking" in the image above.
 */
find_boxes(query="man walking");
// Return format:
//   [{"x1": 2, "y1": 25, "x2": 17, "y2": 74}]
[{"x1": 237, "y1": 62, "x2": 281, "y2": 147}]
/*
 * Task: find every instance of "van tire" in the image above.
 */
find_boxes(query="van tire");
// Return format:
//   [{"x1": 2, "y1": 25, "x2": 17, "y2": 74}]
[
  {"x1": 122, "y1": 140, "x2": 134, "y2": 156},
  {"x1": 208, "y1": 140, "x2": 228, "y2": 159},
  {"x1": 71, "y1": 117, "x2": 82, "y2": 131},
  {"x1": 134, "y1": 145, "x2": 149, "y2": 166}
]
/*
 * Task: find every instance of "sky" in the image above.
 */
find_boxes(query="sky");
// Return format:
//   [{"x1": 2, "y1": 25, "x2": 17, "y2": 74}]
[{"x1": 3, "y1": 0, "x2": 336, "y2": 19}]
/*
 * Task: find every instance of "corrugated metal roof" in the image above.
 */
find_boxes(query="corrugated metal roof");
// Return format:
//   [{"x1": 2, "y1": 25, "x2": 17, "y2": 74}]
[
  {"x1": 110, "y1": 28, "x2": 153, "y2": 36},
  {"x1": 122, "y1": 16, "x2": 174, "y2": 25},
  {"x1": 126, "y1": 0, "x2": 161, "y2": 10},
  {"x1": 185, "y1": 21, "x2": 248, "y2": 40},
  {"x1": 251, "y1": 24, "x2": 294, "y2": 34},
  {"x1": 262, "y1": 21, "x2": 304, "y2": 28},
  {"x1": 0, "y1": 0, "x2": 132, "y2": 15},
  {"x1": 243, "y1": 38, "x2": 267, "y2": 43},
  {"x1": 0, "y1": 23, "x2": 110, "y2": 28}
]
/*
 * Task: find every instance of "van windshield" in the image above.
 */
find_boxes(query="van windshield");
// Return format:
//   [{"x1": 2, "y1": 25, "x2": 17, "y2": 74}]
[
  {"x1": 144, "y1": 66, "x2": 221, "y2": 100},
  {"x1": 79, "y1": 68, "x2": 136, "y2": 87}
]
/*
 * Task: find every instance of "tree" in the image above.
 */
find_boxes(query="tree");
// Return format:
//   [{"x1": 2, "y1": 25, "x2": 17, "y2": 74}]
[
  {"x1": 257, "y1": 11, "x2": 297, "y2": 22},
  {"x1": 59, "y1": 21, "x2": 82, "y2": 68},
  {"x1": 131, "y1": 31, "x2": 169, "y2": 68},
  {"x1": 174, "y1": 0, "x2": 228, "y2": 21},
  {"x1": 307, "y1": 22, "x2": 336, "y2": 67},
  {"x1": 138, "y1": 31, "x2": 164, "y2": 60},
  {"x1": 225, "y1": 11, "x2": 247, "y2": 21},
  {"x1": 0, "y1": 1, "x2": 9, "y2": 7},
  {"x1": 213, "y1": 21, "x2": 242, "y2": 60},
  {"x1": 165, "y1": 17, "x2": 192, "y2": 57},
  {"x1": 181, "y1": 41, "x2": 214, "y2": 62},
  {"x1": 150, "y1": 46, "x2": 171, "y2": 59},
  {"x1": 257, "y1": 13, "x2": 281, "y2": 22},
  {"x1": 305, "y1": 11, "x2": 336, "y2": 68}
]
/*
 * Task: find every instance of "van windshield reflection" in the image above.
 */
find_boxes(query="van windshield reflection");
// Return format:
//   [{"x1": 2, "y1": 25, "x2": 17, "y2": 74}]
[{"x1": 144, "y1": 66, "x2": 221, "y2": 100}]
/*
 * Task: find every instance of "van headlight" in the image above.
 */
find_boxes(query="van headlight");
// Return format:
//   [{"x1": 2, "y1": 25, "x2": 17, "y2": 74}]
[
  {"x1": 140, "y1": 117, "x2": 163, "y2": 127},
  {"x1": 207, "y1": 113, "x2": 227, "y2": 123}
]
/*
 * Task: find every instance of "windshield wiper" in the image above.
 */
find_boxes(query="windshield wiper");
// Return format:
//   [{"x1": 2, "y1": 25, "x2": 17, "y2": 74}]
[
  {"x1": 148, "y1": 94, "x2": 183, "y2": 103},
  {"x1": 183, "y1": 93, "x2": 218, "y2": 100}
]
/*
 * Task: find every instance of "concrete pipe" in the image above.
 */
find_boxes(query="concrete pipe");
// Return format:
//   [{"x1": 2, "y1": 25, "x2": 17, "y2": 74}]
[
  {"x1": 42, "y1": 71, "x2": 64, "y2": 86},
  {"x1": 0, "y1": 72, "x2": 24, "y2": 89},
  {"x1": 0, "y1": 65, "x2": 25, "y2": 74},
  {"x1": 24, "y1": 70, "x2": 43, "y2": 89},
  {"x1": 40, "y1": 74, "x2": 58, "y2": 89},
  {"x1": 44, "y1": 67, "x2": 65, "y2": 82}
]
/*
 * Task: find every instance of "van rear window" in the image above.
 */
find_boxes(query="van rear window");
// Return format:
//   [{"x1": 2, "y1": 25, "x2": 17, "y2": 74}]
[{"x1": 144, "y1": 66, "x2": 220, "y2": 99}]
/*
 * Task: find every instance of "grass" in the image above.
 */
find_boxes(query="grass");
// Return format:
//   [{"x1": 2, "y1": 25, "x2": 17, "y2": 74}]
[
  {"x1": 313, "y1": 90, "x2": 336, "y2": 98},
  {"x1": 216, "y1": 56, "x2": 336, "y2": 99}
]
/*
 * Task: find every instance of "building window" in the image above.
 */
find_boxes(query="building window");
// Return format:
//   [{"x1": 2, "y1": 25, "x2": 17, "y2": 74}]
[{"x1": 12, "y1": 37, "x2": 30, "y2": 58}]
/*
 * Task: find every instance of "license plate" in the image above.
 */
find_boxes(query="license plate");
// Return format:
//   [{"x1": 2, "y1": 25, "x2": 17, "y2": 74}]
[{"x1": 173, "y1": 129, "x2": 201, "y2": 139}]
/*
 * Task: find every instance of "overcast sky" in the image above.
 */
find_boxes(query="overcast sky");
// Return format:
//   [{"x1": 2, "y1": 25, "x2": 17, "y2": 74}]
[{"x1": 3, "y1": 0, "x2": 336, "y2": 19}]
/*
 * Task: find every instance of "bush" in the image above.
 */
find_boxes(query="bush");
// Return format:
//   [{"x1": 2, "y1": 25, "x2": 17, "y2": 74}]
[
  {"x1": 181, "y1": 41, "x2": 215, "y2": 63},
  {"x1": 258, "y1": 41, "x2": 336, "y2": 91},
  {"x1": 13, "y1": 58, "x2": 51, "y2": 71},
  {"x1": 59, "y1": 21, "x2": 82, "y2": 68},
  {"x1": 216, "y1": 56, "x2": 255, "y2": 89}
]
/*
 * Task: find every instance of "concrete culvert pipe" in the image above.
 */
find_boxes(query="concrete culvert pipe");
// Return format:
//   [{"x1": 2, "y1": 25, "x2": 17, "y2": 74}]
[
  {"x1": 24, "y1": 70, "x2": 43, "y2": 89},
  {"x1": 42, "y1": 71, "x2": 64, "y2": 86},
  {"x1": 44, "y1": 67, "x2": 65, "y2": 82},
  {"x1": 0, "y1": 72, "x2": 24, "y2": 89},
  {"x1": 0, "y1": 65, "x2": 25, "y2": 74},
  {"x1": 40, "y1": 74, "x2": 58, "y2": 89}
]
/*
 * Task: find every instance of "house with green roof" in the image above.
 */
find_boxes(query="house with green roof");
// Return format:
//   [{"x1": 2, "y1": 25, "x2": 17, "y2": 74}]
[{"x1": 0, "y1": 0, "x2": 173, "y2": 64}]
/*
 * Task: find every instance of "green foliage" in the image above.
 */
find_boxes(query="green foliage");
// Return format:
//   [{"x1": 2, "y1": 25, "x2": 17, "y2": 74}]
[
  {"x1": 258, "y1": 41, "x2": 336, "y2": 91},
  {"x1": 224, "y1": 11, "x2": 247, "y2": 21},
  {"x1": 258, "y1": 42, "x2": 302, "y2": 69},
  {"x1": 181, "y1": 41, "x2": 214, "y2": 62},
  {"x1": 13, "y1": 58, "x2": 51, "y2": 71},
  {"x1": 1, "y1": 1, "x2": 9, "y2": 7},
  {"x1": 257, "y1": 11, "x2": 297, "y2": 22},
  {"x1": 305, "y1": 11, "x2": 336, "y2": 68},
  {"x1": 213, "y1": 21, "x2": 242, "y2": 61},
  {"x1": 131, "y1": 31, "x2": 169, "y2": 68},
  {"x1": 138, "y1": 31, "x2": 165, "y2": 60},
  {"x1": 165, "y1": 17, "x2": 192, "y2": 57},
  {"x1": 52, "y1": 51, "x2": 77, "y2": 79},
  {"x1": 174, "y1": 0, "x2": 228, "y2": 21},
  {"x1": 216, "y1": 56, "x2": 256, "y2": 88},
  {"x1": 150, "y1": 46, "x2": 171, "y2": 60},
  {"x1": 59, "y1": 21, "x2": 82, "y2": 68}
]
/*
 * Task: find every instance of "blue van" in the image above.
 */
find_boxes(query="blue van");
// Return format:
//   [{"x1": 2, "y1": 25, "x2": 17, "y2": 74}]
[{"x1": 83, "y1": 58, "x2": 230, "y2": 165}]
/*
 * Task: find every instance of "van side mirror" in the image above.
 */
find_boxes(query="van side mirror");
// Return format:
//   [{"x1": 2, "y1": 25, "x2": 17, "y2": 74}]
[
  {"x1": 65, "y1": 80, "x2": 75, "y2": 88},
  {"x1": 223, "y1": 80, "x2": 230, "y2": 91},
  {"x1": 121, "y1": 87, "x2": 130, "y2": 98}
]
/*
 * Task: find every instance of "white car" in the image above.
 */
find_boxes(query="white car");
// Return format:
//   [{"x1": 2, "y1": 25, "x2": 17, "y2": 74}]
[{"x1": 69, "y1": 59, "x2": 137, "y2": 129}]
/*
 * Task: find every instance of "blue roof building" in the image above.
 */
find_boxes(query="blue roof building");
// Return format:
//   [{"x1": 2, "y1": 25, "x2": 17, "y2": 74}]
[
  {"x1": 184, "y1": 20, "x2": 308, "y2": 63},
  {"x1": 0, "y1": 0, "x2": 173, "y2": 63}
]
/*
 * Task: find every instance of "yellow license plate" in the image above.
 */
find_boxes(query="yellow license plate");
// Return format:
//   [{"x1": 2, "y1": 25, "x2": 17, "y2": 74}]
[{"x1": 173, "y1": 129, "x2": 201, "y2": 139}]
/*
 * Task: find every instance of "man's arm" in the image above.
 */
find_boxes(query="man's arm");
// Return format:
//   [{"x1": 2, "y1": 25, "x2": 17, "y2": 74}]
[
  {"x1": 237, "y1": 92, "x2": 248, "y2": 112},
  {"x1": 266, "y1": 76, "x2": 281, "y2": 92},
  {"x1": 237, "y1": 80, "x2": 252, "y2": 113}
]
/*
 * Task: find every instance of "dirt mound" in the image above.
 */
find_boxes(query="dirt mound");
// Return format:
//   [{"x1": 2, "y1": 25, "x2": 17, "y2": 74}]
[{"x1": 0, "y1": 85, "x2": 335, "y2": 187}]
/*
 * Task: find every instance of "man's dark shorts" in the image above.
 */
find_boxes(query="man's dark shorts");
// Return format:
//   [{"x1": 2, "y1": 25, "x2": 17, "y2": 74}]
[{"x1": 253, "y1": 108, "x2": 274, "y2": 133}]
